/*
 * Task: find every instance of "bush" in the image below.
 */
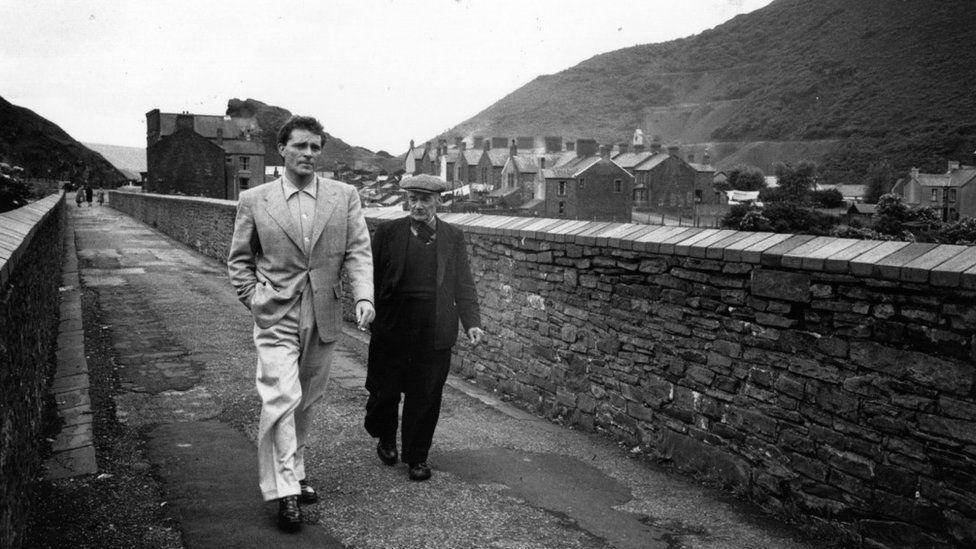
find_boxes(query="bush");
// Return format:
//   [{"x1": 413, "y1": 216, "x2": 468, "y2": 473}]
[
  {"x1": 762, "y1": 201, "x2": 839, "y2": 235},
  {"x1": 831, "y1": 226, "x2": 897, "y2": 241},
  {"x1": 0, "y1": 172, "x2": 32, "y2": 213},
  {"x1": 810, "y1": 188, "x2": 844, "y2": 208},
  {"x1": 939, "y1": 217, "x2": 976, "y2": 245}
]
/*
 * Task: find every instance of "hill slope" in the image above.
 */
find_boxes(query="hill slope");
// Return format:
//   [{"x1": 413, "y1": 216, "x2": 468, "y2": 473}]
[
  {"x1": 439, "y1": 0, "x2": 976, "y2": 181},
  {"x1": 83, "y1": 143, "x2": 146, "y2": 173},
  {"x1": 0, "y1": 95, "x2": 126, "y2": 185},
  {"x1": 226, "y1": 98, "x2": 400, "y2": 173}
]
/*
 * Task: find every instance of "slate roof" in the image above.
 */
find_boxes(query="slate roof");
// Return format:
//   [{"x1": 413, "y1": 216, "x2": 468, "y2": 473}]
[
  {"x1": 688, "y1": 162, "x2": 715, "y2": 173},
  {"x1": 542, "y1": 156, "x2": 603, "y2": 179},
  {"x1": 158, "y1": 113, "x2": 242, "y2": 139},
  {"x1": 486, "y1": 149, "x2": 510, "y2": 167},
  {"x1": 613, "y1": 151, "x2": 655, "y2": 170},
  {"x1": 917, "y1": 169, "x2": 976, "y2": 188},
  {"x1": 461, "y1": 150, "x2": 482, "y2": 166},
  {"x1": 632, "y1": 153, "x2": 670, "y2": 171}
]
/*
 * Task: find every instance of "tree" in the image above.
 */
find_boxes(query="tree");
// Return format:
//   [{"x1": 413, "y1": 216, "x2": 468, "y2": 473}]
[
  {"x1": 863, "y1": 161, "x2": 896, "y2": 204},
  {"x1": 774, "y1": 161, "x2": 818, "y2": 202},
  {"x1": 720, "y1": 165, "x2": 766, "y2": 191}
]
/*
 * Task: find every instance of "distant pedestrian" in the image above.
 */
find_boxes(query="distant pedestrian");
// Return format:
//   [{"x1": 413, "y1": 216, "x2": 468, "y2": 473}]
[
  {"x1": 96, "y1": 188, "x2": 104, "y2": 206},
  {"x1": 84, "y1": 185, "x2": 93, "y2": 207},
  {"x1": 365, "y1": 174, "x2": 485, "y2": 482},
  {"x1": 75, "y1": 188, "x2": 84, "y2": 207}
]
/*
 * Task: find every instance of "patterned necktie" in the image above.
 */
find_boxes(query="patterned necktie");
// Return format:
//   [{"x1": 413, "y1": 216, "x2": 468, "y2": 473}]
[{"x1": 411, "y1": 219, "x2": 435, "y2": 245}]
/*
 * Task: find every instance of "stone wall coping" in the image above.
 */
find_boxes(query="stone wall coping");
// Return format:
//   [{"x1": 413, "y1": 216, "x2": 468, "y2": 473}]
[
  {"x1": 103, "y1": 192, "x2": 976, "y2": 289},
  {"x1": 0, "y1": 192, "x2": 64, "y2": 287},
  {"x1": 109, "y1": 189, "x2": 238, "y2": 209},
  {"x1": 366, "y1": 209, "x2": 976, "y2": 288}
]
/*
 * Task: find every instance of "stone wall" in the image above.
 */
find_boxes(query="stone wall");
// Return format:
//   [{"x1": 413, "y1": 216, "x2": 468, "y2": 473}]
[
  {"x1": 110, "y1": 190, "x2": 237, "y2": 261},
  {"x1": 108, "y1": 192, "x2": 976, "y2": 548},
  {"x1": 0, "y1": 194, "x2": 66, "y2": 549}
]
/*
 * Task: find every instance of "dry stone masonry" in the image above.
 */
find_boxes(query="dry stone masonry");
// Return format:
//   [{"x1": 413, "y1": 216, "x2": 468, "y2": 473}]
[{"x1": 110, "y1": 191, "x2": 976, "y2": 548}]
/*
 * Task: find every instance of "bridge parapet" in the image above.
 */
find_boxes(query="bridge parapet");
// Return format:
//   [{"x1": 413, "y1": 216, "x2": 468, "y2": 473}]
[
  {"x1": 0, "y1": 193, "x2": 65, "y2": 549},
  {"x1": 110, "y1": 192, "x2": 976, "y2": 548}
]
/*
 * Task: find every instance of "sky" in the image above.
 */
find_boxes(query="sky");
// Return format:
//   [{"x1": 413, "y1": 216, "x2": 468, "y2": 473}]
[{"x1": 1, "y1": 0, "x2": 773, "y2": 154}]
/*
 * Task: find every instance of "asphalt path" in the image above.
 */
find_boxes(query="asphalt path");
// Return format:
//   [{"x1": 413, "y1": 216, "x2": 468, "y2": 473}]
[{"x1": 71, "y1": 204, "x2": 814, "y2": 549}]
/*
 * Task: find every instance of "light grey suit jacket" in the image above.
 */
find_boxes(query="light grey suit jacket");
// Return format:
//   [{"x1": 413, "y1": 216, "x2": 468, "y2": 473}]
[{"x1": 227, "y1": 176, "x2": 374, "y2": 342}]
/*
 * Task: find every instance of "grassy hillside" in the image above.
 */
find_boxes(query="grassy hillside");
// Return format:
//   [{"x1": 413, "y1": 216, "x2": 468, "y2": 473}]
[
  {"x1": 0, "y1": 96, "x2": 125, "y2": 185},
  {"x1": 439, "y1": 0, "x2": 976, "y2": 182},
  {"x1": 83, "y1": 143, "x2": 146, "y2": 172}
]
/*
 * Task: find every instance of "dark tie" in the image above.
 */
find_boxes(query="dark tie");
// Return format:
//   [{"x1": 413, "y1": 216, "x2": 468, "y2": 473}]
[{"x1": 411, "y1": 219, "x2": 434, "y2": 244}]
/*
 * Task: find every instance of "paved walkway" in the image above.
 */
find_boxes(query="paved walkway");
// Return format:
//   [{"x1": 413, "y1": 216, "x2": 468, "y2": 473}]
[{"x1": 69, "y1": 204, "x2": 815, "y2": 549}]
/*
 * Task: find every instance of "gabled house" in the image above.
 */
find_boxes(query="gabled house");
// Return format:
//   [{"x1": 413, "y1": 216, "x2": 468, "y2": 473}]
[
  {"x1": 541, "y1": 151, "x2": 634, "y2": 221},
  {"x1": 404, "y1": 140, "x2": 428, "y2": 175},
  {"x1": 893, "y1": 161, "x2": 976, "y2": 221},
  {"x1": 632, "y1": 145, "x2": 719, "y2": 212},
  {"x1": 146, "y1": 110, "x2": 265, "y2": 199}
]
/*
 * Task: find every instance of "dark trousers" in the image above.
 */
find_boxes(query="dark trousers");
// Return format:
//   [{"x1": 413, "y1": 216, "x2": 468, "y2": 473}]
[{"x1": 364, "y1": 298, "x2": 452, "y2": 464}]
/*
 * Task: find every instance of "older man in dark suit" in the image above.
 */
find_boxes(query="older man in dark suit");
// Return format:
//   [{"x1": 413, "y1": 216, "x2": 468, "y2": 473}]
[{"x1": 365, "y1": 174, "x2": 484, "y2": 481}]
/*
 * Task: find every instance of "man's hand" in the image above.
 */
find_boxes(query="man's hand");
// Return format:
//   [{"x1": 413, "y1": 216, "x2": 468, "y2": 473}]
[
  {"x1": 467, "y1": 327, "x2": 486, "y2": 346},
  {"x1": 356, "y1": 301, "x2": 375, "y2": 330}
]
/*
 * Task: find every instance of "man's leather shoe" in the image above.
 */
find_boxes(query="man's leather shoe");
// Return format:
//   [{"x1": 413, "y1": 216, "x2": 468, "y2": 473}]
[
  {"x1": 298, "y1": 480, "x2": 318, "y2": 505},
  {"x1": 408, "y1": 462, "x2": 432, "y2": 481},
  {"x1": 277, "y1": 495, "x2": 302, "y2": 532},
  {"x1": 377, "y1": 439, "x2": 397, "y2": 466}
]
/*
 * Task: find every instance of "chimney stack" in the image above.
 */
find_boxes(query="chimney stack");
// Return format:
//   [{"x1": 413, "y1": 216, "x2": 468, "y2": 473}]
[
  {"x1": 473, "y1": 136, "x2": 484, "y2": 149},
  {"x1": 510, "y1": 139, "x2": 518, "y2": 158},
  {"x1": 703, "y1": 150, "x2": 711, "y2": 164},
  {"x1": 599, "y1": 144, "x2": 613, "y2": 159},
  {"x1": 576, "y1": 138, "x2": 598, "y2": 158},
  {"x1": 948, "y1": 160, "x2": 960, "y2": 173},
  {"x1": 410, "y1": 139, "x2": 415, "y2": 150},
  {"x1": 483, "y1": 138, "x2": 490, "y2": 152},
  {"x1": 667, "y1": 145, "x2": 679, "y2": 157},
  {"x1": 216, "y1": 127, "x2": 224, "y2": 146},
  {"x1": 687, "y1": 153, "x2": 695, "y2": 163},
  {"x1": 175, "y1": 112, "x2": 194, "y2": 132},
  {"x1": 539, "y1": 157, "x2": 546, "y2": 170},
  {"x1": 633, "y1": 144, "x2": 645, "y2": 153},
  {"x1": 565, "y1": 140, "x2": 576, "y2": 152},
  {"x1": 454, "y1": 136, "x2": 463, "y2": 148},
  {"x1": 617, "y1": 143, "x2": 629, "y2": 155},
  {"x1": 544, "y1": 136, "x2": 562, "y2": 153},
  {"x1": 650, "y1": 142, "x2": 662, "y2": 154},
  {"x1": 491, "y1": 136, "x2": 508, "y2": 149}
]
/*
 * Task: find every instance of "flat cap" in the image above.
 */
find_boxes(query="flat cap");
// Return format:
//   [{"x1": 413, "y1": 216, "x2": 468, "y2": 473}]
[{"x1": 400, "y1": 174, "x2": 447, "y2": 194}]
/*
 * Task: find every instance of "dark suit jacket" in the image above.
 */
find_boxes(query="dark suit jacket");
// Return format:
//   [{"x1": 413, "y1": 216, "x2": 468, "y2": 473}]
[{"x1": 370, "y1": 216, "x2": 481, "y2": 350}]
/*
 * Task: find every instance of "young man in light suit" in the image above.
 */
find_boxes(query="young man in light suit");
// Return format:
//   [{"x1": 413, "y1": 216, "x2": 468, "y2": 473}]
[{"x1": 228, "y1": 116, "x2": 374, "y2": 531}]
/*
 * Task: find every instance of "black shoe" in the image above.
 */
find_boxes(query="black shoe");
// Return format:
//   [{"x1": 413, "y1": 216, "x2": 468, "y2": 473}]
[
  {"x1": 376, "y1": 439, "x2": 397, "y2": 466},
  {"x1": 298, "y1": 480, "x2": 318, "y2": 505},
  {"x1": 408, "y1": 462, "x2": 432, "y2": 481},
  {"x1": 277, "y1": 495, "x2": 302, "y2": 532}
]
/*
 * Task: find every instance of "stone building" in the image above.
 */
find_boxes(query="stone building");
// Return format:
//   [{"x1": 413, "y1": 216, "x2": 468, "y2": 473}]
[
  {"x1": 145, "y1": 110, "x2": 265, "y2": 199},
  {"x1": 892, "y1": 159, "x2": 976, "y2": 221},
  {"x1": 541, "y1": 147, "x2": 633, "y2": 221}
]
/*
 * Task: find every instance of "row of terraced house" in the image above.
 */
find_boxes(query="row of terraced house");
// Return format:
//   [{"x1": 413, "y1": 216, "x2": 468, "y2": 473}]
[{"x1": 404, "y1": 131, "x2": 720, "y2": 222}]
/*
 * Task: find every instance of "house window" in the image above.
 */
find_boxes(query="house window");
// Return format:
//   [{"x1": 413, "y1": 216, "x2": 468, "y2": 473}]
[
  {"x1": 694, "y1": 189, "x2": 703, "y2": 203},
  {"x1": 579, "y1": 177, "x2": 585, "y2": 190},
  {"x1": 557, "y1": 180, "x2": 567, "y2": 196},
  {"x1": 558, "y1": 201, "x2": 565, "y2": 215},
  {"x1": 949, "y1": 189, "x2": 957, "y2": 202},
  {"x1": 240, "y1": 177, "x2": 250, "y2": 190},
  {"x1": 614, "y1": 179, "x2": 622, "y2": 193},
  {"x1": 481, "y1": 167, "x2": 488, "y2": 183},
  {"x1": 240, "y1": 156, "x2": 250, "y2": 172},
  {"x1": 508, "y1": 173, "x2": 515, "y2": 188},
  {"x1": 931, "y1": 189, "x2": 938, "y2": 201}
]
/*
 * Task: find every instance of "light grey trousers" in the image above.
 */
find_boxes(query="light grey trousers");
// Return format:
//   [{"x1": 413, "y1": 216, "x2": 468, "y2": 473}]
[{"x1": 253, "y1": 286, "x2": 335, "y2": 501}]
